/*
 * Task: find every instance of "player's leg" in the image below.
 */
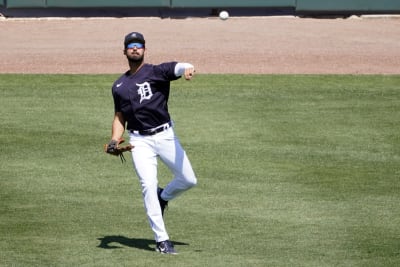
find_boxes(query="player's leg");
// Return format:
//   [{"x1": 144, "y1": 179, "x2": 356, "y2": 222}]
[
  {"x1": 130, "y1": 134, "x2": 169, "y2": 242},
  {"x1": 156, "y1": 128, "x2": 197, "y2": 201}
]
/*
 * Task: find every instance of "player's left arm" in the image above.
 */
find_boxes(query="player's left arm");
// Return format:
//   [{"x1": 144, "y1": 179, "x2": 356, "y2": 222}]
[{"x1": 174, "y1": 63, "x2": 195, "y2": 80}]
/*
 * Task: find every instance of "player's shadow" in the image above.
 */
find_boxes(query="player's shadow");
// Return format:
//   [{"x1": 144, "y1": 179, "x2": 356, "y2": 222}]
[{"x1": 97, "y1": 235, "x2": 188, "y2": 251}]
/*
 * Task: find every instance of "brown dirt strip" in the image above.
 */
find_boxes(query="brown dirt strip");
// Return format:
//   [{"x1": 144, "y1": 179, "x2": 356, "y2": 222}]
[{"x1": 1, "y1": 17, "x2": 399, "y2": 74}]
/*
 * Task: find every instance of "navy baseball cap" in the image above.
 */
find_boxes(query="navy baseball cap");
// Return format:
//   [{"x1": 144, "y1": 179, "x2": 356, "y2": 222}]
[{"x1": 124, "y1": 32, "x2": 145, "y2": 48}]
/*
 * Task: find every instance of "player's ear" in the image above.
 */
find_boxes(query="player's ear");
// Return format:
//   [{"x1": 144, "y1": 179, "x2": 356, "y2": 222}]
[{"x1": 123, "y1": 49, "x2": 127, "y2": 55}]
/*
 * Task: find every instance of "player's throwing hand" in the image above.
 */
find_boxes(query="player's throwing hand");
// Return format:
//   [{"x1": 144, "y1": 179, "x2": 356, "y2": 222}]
[{"x1": 184, "y1": 67, "x2": 195, "y2": 80}]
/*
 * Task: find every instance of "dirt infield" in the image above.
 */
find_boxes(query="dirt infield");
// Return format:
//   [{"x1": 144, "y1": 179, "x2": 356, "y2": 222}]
[{"x1": 1, "y1": 16, "x2": 399, "y2": 74}]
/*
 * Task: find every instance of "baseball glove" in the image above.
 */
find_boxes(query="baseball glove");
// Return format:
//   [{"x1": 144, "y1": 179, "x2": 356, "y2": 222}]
[{"x1": 104, "y1": 138, "x2": 133, "y2": 163}]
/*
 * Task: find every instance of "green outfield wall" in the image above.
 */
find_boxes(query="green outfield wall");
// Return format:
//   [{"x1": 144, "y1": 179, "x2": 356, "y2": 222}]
[
  {"x1": 6, "y1": 0, "x2": 45, "y2": 8},
  {"x1": 4, "y1": 0, "x2": 169, "y2": 8},
  {"x1": 170, "y1": 0, "x2": 295, "y2": 8},
  {"x1": 46, "y1": 0, "x2": 170, "y2": 8},
  {"x1": 296, "y1": 0, "x2": 400, "y2": 13},
  {"x1": 4, "y1": 0, "x2": 295, "y2": 8},
  {"x1": 3, "y1": 0, "x2": 400, "y2": 13}
]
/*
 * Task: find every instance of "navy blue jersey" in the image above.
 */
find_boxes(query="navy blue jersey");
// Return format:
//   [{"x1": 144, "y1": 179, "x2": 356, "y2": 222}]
[{"x1": 112, "y1": 62, "x2": 180, "y2": 130}]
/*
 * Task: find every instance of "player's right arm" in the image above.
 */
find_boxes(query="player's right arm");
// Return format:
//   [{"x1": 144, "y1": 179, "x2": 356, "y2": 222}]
[
  {"x1": 111, "y1": 111, "x2": 125, "y2": 141},
  {"x1": 174, "y1": 62, "x2": 195, "y2": 80}
]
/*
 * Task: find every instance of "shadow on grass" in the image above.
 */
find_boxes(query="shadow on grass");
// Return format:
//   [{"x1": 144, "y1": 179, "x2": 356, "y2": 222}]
[{"x1": 97, "y1": 235, "x2": 189, "y2": 251}]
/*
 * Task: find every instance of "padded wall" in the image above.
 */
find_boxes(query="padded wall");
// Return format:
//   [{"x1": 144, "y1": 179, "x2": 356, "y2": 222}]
[
  {"x1": 171, "y1": 0, "x2": 295, "y2": 8},
  {"x1": 296, "y1": 0, "x2": 400, "y2": 13},
  {"x1": 6, "y1": 0, "x2": 46, "y2": 8},
  {"x1": 46, "y1": 0, "x2": 170, "y2": 8},
  {"x1": 5, "y1": 0, "x2": 400, "y2": 12},
  {"x1": 5, "y1": 0, "x2": 170, "y2": 8}
]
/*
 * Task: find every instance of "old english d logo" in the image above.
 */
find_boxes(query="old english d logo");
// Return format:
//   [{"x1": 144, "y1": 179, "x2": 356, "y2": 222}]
[{"x1": 136, "y1": 82, "x2": 153, "y2": 103}]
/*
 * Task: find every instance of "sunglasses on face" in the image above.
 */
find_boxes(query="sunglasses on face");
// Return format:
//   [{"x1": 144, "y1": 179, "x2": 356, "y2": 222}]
[{"x1": 126, "y1": 43, "x2": 144, "y2": 49}]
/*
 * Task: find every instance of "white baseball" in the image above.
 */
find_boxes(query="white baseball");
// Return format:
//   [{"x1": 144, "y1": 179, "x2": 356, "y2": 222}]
[{"x1": 219, "y1": 11, "x2": 229, "y2": 20}]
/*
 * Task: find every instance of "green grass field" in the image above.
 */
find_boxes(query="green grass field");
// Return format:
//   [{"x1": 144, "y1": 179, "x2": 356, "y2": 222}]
[{"x1": 1, "y1": 74, "x2": 399, "y2": 266}]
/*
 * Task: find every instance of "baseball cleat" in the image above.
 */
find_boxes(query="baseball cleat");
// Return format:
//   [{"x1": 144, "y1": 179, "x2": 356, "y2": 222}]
[
  {"x1": 157, "y1": 187, "x2": 168, "y2": 216},
  {"x1": 156, "y1": 240, "x2": 178, "y2": 254}
]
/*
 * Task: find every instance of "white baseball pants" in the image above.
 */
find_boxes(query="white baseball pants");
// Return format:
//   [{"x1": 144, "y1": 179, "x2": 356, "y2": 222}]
[{"x1": 129, "y1": 127, "x2": 197, "y2": 242}]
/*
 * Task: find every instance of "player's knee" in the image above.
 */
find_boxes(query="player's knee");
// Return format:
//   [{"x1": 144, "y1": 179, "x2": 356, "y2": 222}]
[
  {"x1": 186, "y1": 175, "x2": 197, "y2": 188},
  {"x1": 140, "y1": 179, "x2": 158, "y2": 194}
]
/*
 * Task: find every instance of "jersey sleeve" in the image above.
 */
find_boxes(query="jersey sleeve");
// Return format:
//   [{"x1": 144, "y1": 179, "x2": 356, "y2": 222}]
[
  {"x1": 155, "y1": 62, "x2": 180, "y2": 81},
  {"x1": 112, "y1": 86, "x2": 121, "y2": 112}
]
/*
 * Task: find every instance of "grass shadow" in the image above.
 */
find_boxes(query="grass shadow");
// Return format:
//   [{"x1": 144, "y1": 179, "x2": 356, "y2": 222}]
[{"x1": 97, "y1": 235, "x2": 189, "y2": 251}]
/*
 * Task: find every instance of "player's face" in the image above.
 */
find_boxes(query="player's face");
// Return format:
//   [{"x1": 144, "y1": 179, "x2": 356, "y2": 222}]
[{"x1": 125, "y1": 43, "x2": 145, "y2": 63}]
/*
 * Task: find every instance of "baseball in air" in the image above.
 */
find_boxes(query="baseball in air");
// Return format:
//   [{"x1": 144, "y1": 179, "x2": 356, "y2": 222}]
[{"x1": 219, "y1": 11, "x2": 229, "y2": 20}]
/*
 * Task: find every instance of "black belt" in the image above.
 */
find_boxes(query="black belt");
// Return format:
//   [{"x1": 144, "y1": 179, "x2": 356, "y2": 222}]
[{"x1": 129, "y1": 121, "x2": 172, "y2": 136}]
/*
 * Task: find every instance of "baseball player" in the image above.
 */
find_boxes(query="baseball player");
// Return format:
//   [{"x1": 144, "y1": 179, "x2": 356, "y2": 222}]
[{"x1": 105, "y1": 32, "x2": 197, "y2": 254}]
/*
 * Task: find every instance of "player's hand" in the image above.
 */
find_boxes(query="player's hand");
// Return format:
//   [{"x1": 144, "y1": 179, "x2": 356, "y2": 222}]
[
  {"x1": 184, "y1": 67, "x2": 195, "y2": 80},
  {"x1": 106, "y1": 139, "x2": 119, "y2": 155},
  {"x1": 104, "y1": 138, "x2": 134, "y2": 163}
]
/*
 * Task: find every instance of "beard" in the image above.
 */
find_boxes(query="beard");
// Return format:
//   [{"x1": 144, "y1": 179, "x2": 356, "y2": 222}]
[{"x1": 127, "y1": 53, "x2": 144, "y2": 64}]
